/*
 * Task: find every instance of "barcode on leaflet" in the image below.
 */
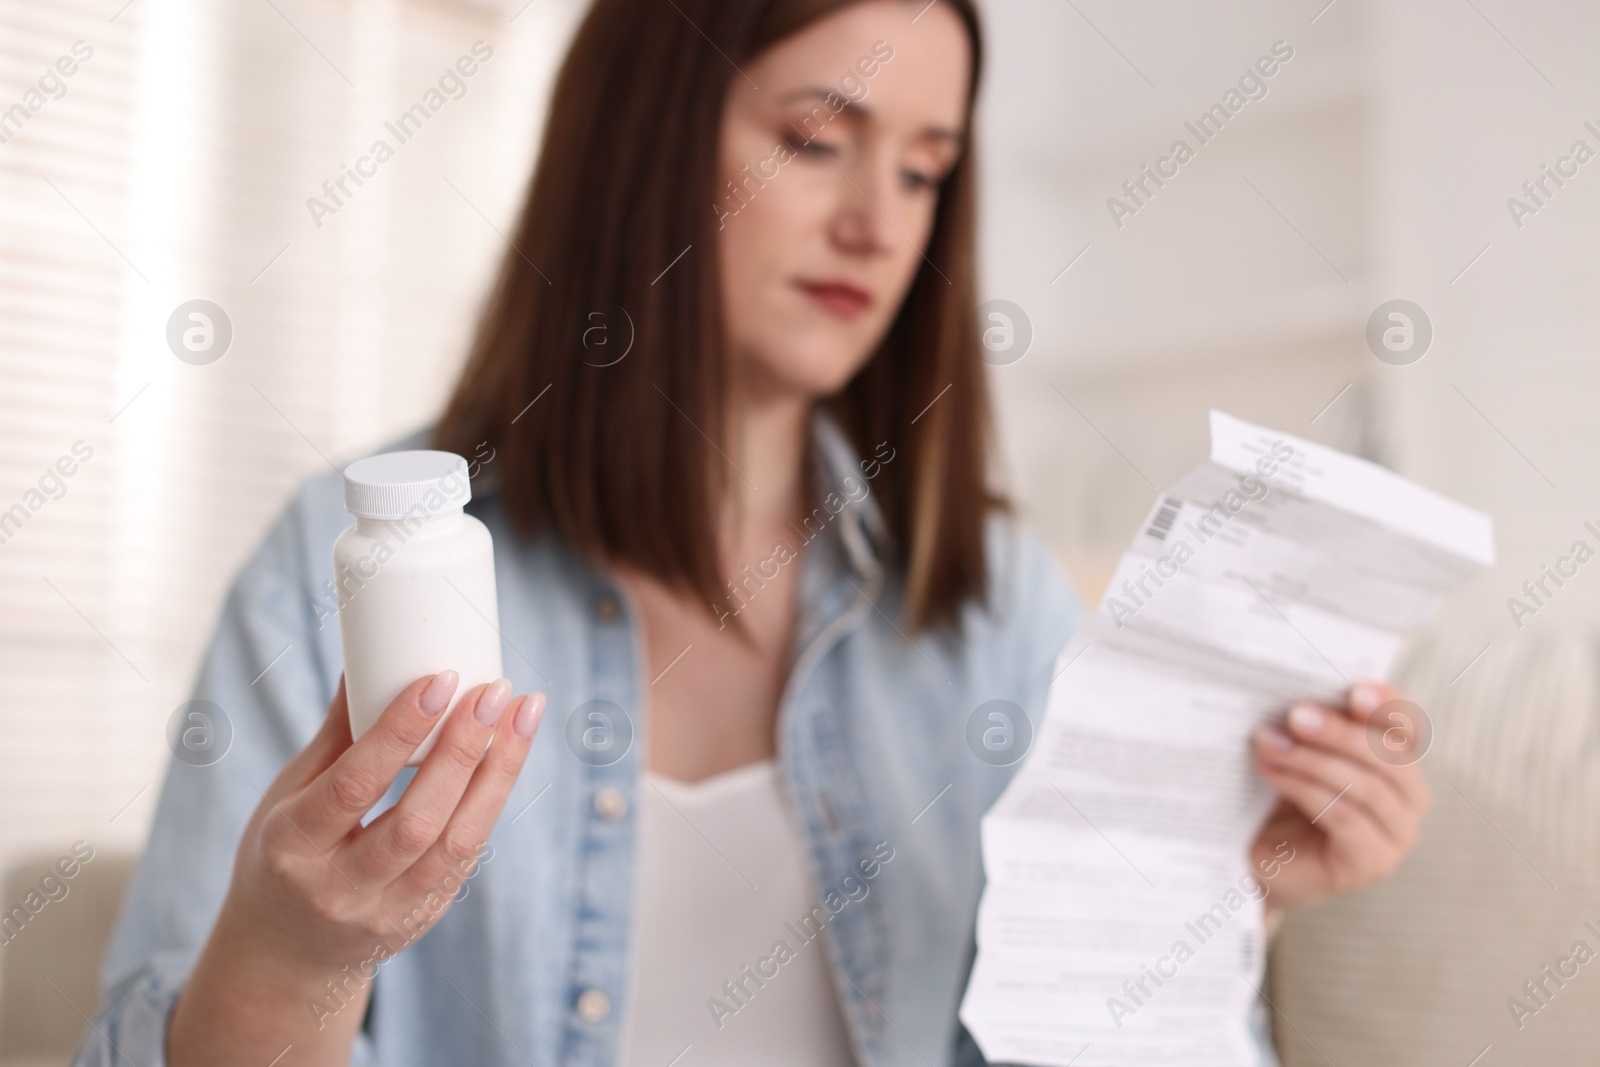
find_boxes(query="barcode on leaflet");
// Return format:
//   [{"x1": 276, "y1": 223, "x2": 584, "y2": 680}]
[{"x1": 1145, "y1": 496, "x2": 1182, "y2": 541}]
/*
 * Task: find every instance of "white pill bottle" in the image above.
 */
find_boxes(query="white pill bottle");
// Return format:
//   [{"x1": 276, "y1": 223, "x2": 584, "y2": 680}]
[{"x1": 334, "y1": 450, "x2": 503, "y2": 765}]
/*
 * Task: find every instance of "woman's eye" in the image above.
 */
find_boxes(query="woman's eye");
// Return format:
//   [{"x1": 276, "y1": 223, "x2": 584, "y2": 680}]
[
  {"x1": 902, "y1": 168, "x2": 937, "y2": 191},
  {"x1": 786, "y1": 135, "x2": 838, "y2": 158}
]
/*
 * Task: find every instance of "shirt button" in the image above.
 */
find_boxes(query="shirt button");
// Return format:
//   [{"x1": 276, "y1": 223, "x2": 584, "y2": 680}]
[
  {"x1": 595, "y1": 592, "x2": 621, "y2": 621},
  {"x1": 576, "y1": 988, "x2": 612, "y2": 1023},
  {"x1": 594, "y1": 787, "x2": 629, "y2": 820}
]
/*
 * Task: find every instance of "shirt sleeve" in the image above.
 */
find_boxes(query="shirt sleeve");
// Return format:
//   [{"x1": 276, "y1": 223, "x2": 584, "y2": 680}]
[{"x1": 70, "y1": 481, "x2": 377, "y2": 1067}]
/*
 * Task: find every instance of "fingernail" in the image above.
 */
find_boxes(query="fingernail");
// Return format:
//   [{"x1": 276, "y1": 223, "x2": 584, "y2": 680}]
[
  {"x1": 1288, "y1": 702, "x2": 1326, "y2": 734},
  {"x1": 514, "y1": 692, "x2": 546, "y2": 739},
  {"x1": 475, "y1": 678, "x2": 513, "y2": 726},
  {"x1": 1351, "y1": 683, "x2": 1383, "y2": 715},
  {"x1": 1254, "y1": 724, "x2": 1294, "y2": 751},
  {"x1": 421, "y1": 670, "x2": 459, "y2": 715}
]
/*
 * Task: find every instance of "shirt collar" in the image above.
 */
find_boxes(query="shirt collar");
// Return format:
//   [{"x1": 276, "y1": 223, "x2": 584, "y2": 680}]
[{"x1": 461, "y1": 408, "x2": 889, "y2": 583}]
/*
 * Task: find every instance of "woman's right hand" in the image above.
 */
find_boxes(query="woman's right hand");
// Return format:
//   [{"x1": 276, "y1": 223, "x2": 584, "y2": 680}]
[{"x1": 168, "y1": 671, "x2": 545, "y2": 1067}]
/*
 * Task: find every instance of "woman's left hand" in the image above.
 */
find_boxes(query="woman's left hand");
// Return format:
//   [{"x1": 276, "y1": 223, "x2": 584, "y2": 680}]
[{"x1": 1248, "y1": 680, "x2": 1431, "y2": 919}]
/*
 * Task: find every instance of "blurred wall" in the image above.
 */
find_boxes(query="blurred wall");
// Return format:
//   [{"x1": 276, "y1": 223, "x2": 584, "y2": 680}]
[{"x1": 977, "y1": 0, "x2": 1600, "y2": 641}]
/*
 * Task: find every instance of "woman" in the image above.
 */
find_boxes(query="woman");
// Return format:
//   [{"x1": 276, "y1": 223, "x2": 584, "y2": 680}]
[{"x1": 79, "y1": 1, "x2": 1427, "y2": 1064}]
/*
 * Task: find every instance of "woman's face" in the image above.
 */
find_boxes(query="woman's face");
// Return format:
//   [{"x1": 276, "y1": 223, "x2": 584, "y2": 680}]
[{"x1": 716, "y1": 0, "x2": 971, "y2": 402}]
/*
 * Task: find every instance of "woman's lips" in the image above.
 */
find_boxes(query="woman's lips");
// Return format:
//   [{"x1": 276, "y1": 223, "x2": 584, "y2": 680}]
[{"x1": 796, "y1": 279, "x2": 872, "y2": 319}]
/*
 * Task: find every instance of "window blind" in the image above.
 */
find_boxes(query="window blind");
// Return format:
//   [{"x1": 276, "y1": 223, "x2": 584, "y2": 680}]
[{"x1": 0, "y1": 0, "x2": 578, "y2": 911}]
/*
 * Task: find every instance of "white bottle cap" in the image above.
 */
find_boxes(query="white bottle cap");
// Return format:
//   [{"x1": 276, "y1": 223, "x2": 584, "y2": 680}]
[{"x1": 343, "y1": 450, "x2": 472, "y2": 521}]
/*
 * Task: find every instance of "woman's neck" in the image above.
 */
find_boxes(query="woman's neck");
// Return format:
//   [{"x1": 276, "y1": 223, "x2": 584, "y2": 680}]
[{"x1": 721, "y1": 388, "x2": 811, "y2": 551}]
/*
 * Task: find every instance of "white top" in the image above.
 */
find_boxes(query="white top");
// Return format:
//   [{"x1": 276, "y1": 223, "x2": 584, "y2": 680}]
[{"x1": 616, "y1": 759, "x2": 857, "y2": 1066}]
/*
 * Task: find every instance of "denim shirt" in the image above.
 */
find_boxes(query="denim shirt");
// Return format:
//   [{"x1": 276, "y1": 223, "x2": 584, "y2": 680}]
[{"x1": 73, "y1": 413, "x2": 1268, "y2": 1066}]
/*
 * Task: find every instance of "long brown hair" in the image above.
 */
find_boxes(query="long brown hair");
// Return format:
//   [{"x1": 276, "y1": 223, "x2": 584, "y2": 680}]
[{"x1": 435, "y1": 0, "x2": 1001, "y2": 632}]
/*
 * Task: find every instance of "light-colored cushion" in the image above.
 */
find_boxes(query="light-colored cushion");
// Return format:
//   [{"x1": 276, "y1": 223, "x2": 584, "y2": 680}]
[
  {"x1": 0, "y1": 853, "x2": 136, "y2": 1063},
  {"x1": 1268, "y1": 617, "x2": 1600, "y2": 1065}
]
